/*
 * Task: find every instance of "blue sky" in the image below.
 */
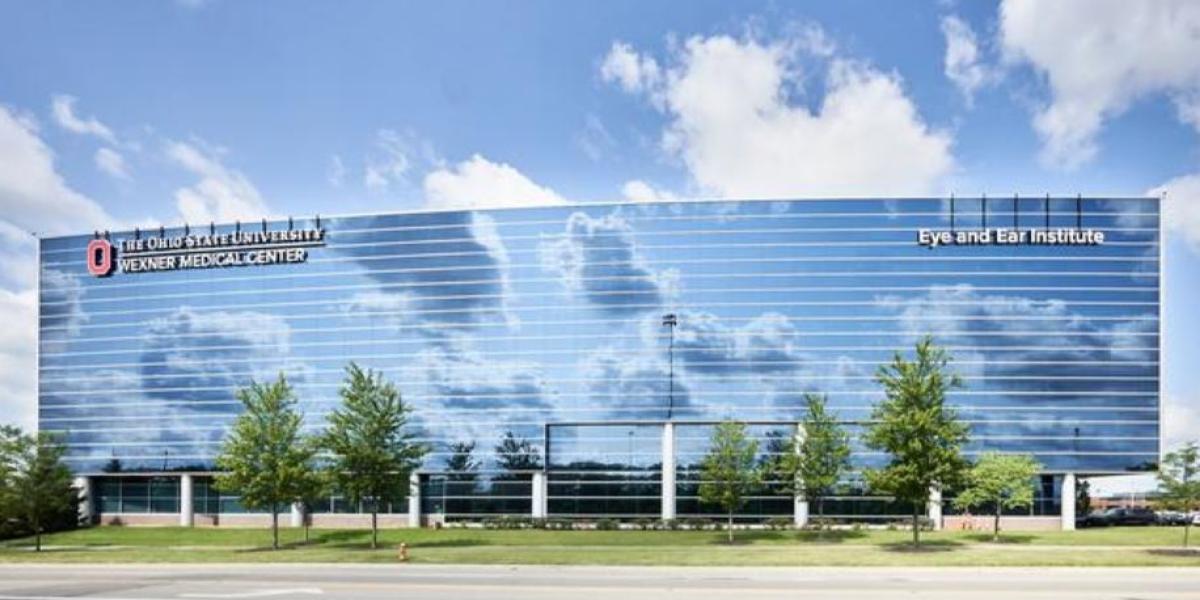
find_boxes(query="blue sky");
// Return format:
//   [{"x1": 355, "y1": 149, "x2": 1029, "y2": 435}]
[{"x1": 2, "y1": 1, "x2": 1198, "y2": 491}]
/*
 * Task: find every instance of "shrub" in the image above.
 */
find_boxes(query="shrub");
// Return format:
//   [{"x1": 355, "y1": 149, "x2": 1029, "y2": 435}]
[
  {"x1": 633, "y1": 518, "x2": 653, "y2": 531},
  {"x1": 482, "y1": 515, "x2": 536, "y2": 529},
  {"x1": 661, "y1": 518, "x2": 681, "y2": 531},
  {"x1": 543, "y1": 518, "x2": 572, "y2": 530},
  {"x1": 682, "y1": 517, "x2": 711, "y2": 530},
  {"x1": 805, "y1": 517, "x2": 835, "y2": 531},
  {"x1": 596, "y1": 518, "x2": 619, "y2": 531},
  {"x1": 765, "y1": 517, "x2": 792, "y2": 531}
]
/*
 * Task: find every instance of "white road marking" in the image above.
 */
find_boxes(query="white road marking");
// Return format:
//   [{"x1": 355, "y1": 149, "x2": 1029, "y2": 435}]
[{"x1": 178, "y1": 590, "x2": 324, "y2": 598}]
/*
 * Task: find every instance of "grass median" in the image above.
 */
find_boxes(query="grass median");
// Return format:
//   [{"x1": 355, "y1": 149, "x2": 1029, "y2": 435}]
[{"x1": 1, "y1": 526, "x2": 1198, "y2": 566}]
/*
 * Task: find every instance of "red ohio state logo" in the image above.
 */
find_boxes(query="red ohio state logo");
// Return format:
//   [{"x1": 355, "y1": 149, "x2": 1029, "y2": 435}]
[{"x1": 86, "y1": 239, "x2": 115, "y2": 277}]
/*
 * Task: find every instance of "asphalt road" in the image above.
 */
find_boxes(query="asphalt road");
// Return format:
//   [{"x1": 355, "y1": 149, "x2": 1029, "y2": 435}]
[{"x1": 0, "y1": 564, "x2": 1197, "y2": 600}]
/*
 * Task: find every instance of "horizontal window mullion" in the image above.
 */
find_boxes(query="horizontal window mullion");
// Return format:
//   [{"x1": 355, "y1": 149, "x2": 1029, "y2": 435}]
[
  {"x1": 37, "y1": 265, "x2": 1160, "y2": 300},
  {"x1": 42, "y1": 404, "x2": 1158, "y2": 426},
  {"x1": 37, "y1": 203, "x2": 1160, "y2": 251},
  {"x1": 39, "y1": 310, "x2": 1160, "y2": 336},
  {"x1": 38, "y1": 220, "x2": 1162, "y2": 258},
  {"x1": 40, "y1": 345, "x2": 1160, "y2": 373},
  {"x1": 41, "y1": 279, "x2": 1162, "y2": 310},
  {"x1": 40, "y1": 373, "x2": 1162, "y2": 397},
  {"x1": 39, "y1": 358, "x2": 1158, "y2": 386},
  {"x1": 42, "y1": 328, "x2": 1162, "y2": 359}
]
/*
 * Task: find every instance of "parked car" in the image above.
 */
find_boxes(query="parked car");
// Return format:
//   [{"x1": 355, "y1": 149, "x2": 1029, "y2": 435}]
[
  {"x1": 1156, "y1": 511, "x2": 1191, "y2": 526},
  {"x1": 1078, "y1": 507, "x2": 1157, "y2": 527},
  {"x1": 1077, "y1": 510, "x2": 1110, "y2": 528}
]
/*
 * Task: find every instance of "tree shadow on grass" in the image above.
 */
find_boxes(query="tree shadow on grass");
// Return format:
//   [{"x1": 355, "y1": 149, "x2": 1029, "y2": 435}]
[
  {"x1": 703, "y1": 537, "x2": 758, "y2": 546},
  {"x1": 962, "y1": 533, "x2": 1036, "y2": 544},
  {"x1": 236, "y1": 546, "x2": 299, "y2": 554},
  {"x1": 700, "y1": 530, "x2": 798, "y2": 545},
  {"x1": 1145, "y1": 548, "x2": 1200, "y2": 557},
  {"x1": 881, "y1": 539, "x2": 965, "y2": 553},
  {"x1": 313, "y1": 530, "x2": 369, "y2": 545},
  {"x1": 792, "y1": 530, "x2": 869, "y2": 544},
  {"x1": 2, "y1": 547, "x2": 100, "y2": 554},
  {"x1": 408, "y1": 538, "x2": 490, "y2": 549}
]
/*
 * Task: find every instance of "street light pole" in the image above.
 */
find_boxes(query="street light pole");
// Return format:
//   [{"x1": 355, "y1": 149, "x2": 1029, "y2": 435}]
[{"x1": 661, "y1": 313, "x2": 677, "y2": 420}]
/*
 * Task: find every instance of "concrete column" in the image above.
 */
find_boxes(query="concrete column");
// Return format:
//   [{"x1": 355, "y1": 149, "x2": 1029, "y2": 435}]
[
  {"x1": 794, "y1": 496, "x2": 810, "y2": 528},
  {"x1": 793, "y1": 423, "x2": 808, "y2": 528},
  {"x1": 73, "y1": 476, "x2": 93, "y2": 525},
  {"x1": 927, "y1": 486, "x2": 943, "y2": 531},
  {"x1": 179, "y1": 474, "x2": 194, "y2": 527},
  {"x1": 661, "y1": 422, "x2": 676, "y2": 521},
  {"x1": 531, "y1": 471, "x2": 547, "y2": 519},
  {"x1": 1061, "y1": 473, "x2": 1076, "y2": 531},
  {"x1": 407, "y1": 472, "x2": 421, "y2": 528},
  {"x1": 289, "y1": 502, "x2": 303, "y2": 528}
]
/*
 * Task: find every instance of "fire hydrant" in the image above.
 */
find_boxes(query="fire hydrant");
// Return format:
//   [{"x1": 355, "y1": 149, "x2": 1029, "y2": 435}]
[{"x1": 397, "y1": 542, "x2": 409, "y2": 562}]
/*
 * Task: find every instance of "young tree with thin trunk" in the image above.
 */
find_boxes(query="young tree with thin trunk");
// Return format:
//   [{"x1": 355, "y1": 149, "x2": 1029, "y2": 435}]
[
  {"x1": 215, "y1": 374, "x2": 316, "y2": 550},
  {"x1": 1157, "y1": 442, "x2": 1200, "y2": 548},
  {"x1": 864, "y1": 337, "x2": 970, "y2": 547},
  {"x1": 953, "y1": 452, "x2": 1042, "y2": 541},
  {"x1": 698, "y1": 421, "x2": 761, "y2": 543},
  {"x1": 320, "y1": 363, "x2": 426, "y2": 549},
  {"x1": 494, "y1": 432, "x2": 542, "y2": 474},
  {"x1": 779, "y1": 394, "x2": 852, "y2": 527},
  {"x1": 294, "y1": 437, "x2": 327, "y2": 544},
  {"x1": 0, "y1": 427, "x2": 78, "y2": 551}
]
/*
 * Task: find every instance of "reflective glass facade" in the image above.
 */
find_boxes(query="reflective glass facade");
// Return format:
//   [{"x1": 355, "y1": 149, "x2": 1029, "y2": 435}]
[{"x1": 39, "y1": 198, "x2": 1160, "y2": 519}]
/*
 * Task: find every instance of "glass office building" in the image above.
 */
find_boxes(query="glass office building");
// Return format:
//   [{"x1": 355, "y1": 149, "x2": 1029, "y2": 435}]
[{"x1": 38, "y1": 198, "x2": 1161, "y2": 528}]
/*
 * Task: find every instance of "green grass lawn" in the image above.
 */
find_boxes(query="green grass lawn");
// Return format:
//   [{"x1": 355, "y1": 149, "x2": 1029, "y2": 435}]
[{"x1": 1, "y1": 526, "x2": 1198, "y2": 566}]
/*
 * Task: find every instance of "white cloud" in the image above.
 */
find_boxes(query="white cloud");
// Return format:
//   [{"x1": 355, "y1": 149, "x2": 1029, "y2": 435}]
[
  {"x1": 167, "y1": 140, "x2": 268, "y2": 223},
  {"x1": 423, "y1": 154, "x2": 565, "y2": 210},
  {"x1": 1163, "y1": 391, "x2": 1200, "y2": 451},
  {"x1": 941, "y1": 15, "x2": 995, "y2": 104},
  {"x1": 0, "y1": 221, "x2": 37, "y2": 292},
  {"x1": 0, "y1": 105, "x2": 118, "y2": 431},
  {"x1": 538, "y1": 211, "x2": 675, "y2": 316},
  {"x1": 1147, "y1": 175, "x2": 1200, "y2": 251},
  {"x1": 605, "y1": 32, "x2": 954, "y2": 198},
  {"x1": 363, "y1": 128, "x2": 434, "y2": 192},
  {"x1": 327, "y1": 154, "x2": 346, "y2": 187},
  {"x1": 94, "y1": 147, "x2": 131, "y2": 180},
  {"x1": 574, "y1": 114, "x2": 616, "y2": 161},
  {"x1": 621, "y1": 179, "x2": 677, "y2": 203},
  {"x1": 1000, "y1": 0, "x2": 1200, "y2": 169},
  {"x1": 0, "y1": 287, "x2": 36, "y2": 430},
  {"x1": 50, "y1": 94, "x2": 116, "y2": 143},
  {"x1": 600, "y1": 41, "x2": 662, "y2": 95},
  {"x1": 0, "y1": 106, "x2": 116, "y2": 235}
]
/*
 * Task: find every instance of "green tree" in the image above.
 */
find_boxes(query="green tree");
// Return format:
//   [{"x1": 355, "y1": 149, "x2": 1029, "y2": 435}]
[
  {"x1": 442, "y1": 441, "x2": 481, "y2": 516},
  {"x1": 864, "y1": 337, "x2": 970, "y2": 547},
  {"x1": 1076, "y1": 478, "x2": 1092, "y2": 516},
  {"x1": 759, "y1": 430, "x2": 794, "y2": 498},
  {"x1": 495, "y1": 432, "x2": 542, "y2": 472},
  {"x1": 0, "y1": 426, "x2": 16, "y2": 535},
  {"x1": 787, "y1": 393, "x2": 852, "y2": 523},
  {"x1": 293, "y1": 437, "x2": 327, "y2": 544},
  {"x1": 320, "y1": 363, "x2": 426, "y2": 549},
  {"x1": 0, "y1": 427, "x2": 78, "y2": 551},
  {"x1": 446, "y1": 441, "x2": 481, "y2": 483},
  {"x1": 215, "y1": 374, "x2": 316, "y2": 550},
  {"x1": 698, "y1": 421, "x2": 761, "y2": 543},
  {"x1": 953, "y1": 452, "x2": 1042, "y2": 541},
  {"x1": 1157, "y1": 442, "x2": 1200, "y2": 548}
]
